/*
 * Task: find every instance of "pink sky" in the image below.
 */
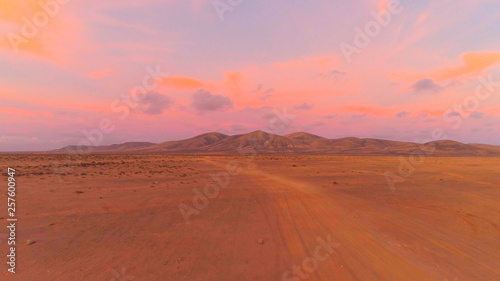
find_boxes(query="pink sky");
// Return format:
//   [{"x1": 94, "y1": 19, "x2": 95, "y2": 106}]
[{"x1": 1, "y1": 0, "x2": 500, "y2": 151}]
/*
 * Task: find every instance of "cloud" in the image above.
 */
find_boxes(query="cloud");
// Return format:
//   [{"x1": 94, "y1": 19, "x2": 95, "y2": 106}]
[
  {"x1": 191, "y1": 89, "x2": 233, "y2": 111},
  {"x1": 329, "y1": 70, "x2": 346, "y2": 76},
  {"x1": 294, "y1": 102, "x2": 314, "y2": 110},
  {"x1": 251, "y1": 84, "x2": 263, "y2": 93},
  {"x1": 469, "y1": 111, "x2": 484, "y2": 119},
  {"x1": 316, "y1": 70, "x2": 346, "y2": 81},
  {"x1": 324, "y1": 114, "x2": 337, "y2": 119},
  {"x1": 352, "y1": 114, "x2": 367, "y2": 119},
  {"x1": 0, "y1": 0, "x2": 82, "y2": 60},
  {"x1": 157, "y1": 76, "x2": 204, "y2": 90},
  {"x1": 427, "y1": 51, "x2": 500, "y2": 82},
  {"x1": 343, "y1": 105, "x2": 389, "y2": 117},
  {"x1": 303, "y1": 121, "x2": 325, "y2": 131},
  {"x1": 410, "y1": 79, "x2": 443, "y2": 94},
  {"x1": 445, "y1": 111, "x2": 462, "y2": 118},
  {"x1": 251, "y1": 84, "x2": 274, "y2": 100},
  {"x1": 136, "y1": 92, "x2": 173, "y2": 115},
  {"x1": 260, "y1": 89, "x2": 274, "y2": 100},
  {"x1": 396, "y1": 111, "x2": 409, "y2": 118}
]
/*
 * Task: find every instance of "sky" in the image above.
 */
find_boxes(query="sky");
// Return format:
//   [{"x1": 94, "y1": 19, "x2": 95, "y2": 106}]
[{"x1": 1, "y1": 0, "x2": 500, "y2": 151}]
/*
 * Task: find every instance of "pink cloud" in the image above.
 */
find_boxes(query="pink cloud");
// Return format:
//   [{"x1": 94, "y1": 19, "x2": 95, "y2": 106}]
[{"x1": 157, "y1": 76, "x2": 205, "y2": 89}]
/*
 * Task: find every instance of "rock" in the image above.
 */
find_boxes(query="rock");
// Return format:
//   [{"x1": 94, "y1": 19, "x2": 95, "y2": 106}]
[
  {"x1": 257, "y1": 239, "x2": 264, "y2": 245},
  {"x1": 26, "y1": 240, "x2": 36, "y2": 245}
]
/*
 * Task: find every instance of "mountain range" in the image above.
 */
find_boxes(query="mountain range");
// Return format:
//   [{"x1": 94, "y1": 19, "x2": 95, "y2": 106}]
[{"x1": 53, "y1": 131, "x2": 500, "y2": 156}]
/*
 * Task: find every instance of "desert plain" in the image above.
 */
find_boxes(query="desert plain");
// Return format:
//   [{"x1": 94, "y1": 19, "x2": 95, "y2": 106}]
[{"x1": 1, "y1": 154, "x2": 499, "y2": 281}]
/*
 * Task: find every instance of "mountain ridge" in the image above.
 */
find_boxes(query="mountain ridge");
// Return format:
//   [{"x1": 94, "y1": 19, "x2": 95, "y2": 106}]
[{"x1": 49, "y1": 131, "x2": 500, "y2": 156}]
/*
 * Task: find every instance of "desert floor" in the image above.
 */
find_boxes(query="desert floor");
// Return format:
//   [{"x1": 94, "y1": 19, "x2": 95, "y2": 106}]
[{"x1": 1, "y1": 155, "x2": 499, "y2": 281}]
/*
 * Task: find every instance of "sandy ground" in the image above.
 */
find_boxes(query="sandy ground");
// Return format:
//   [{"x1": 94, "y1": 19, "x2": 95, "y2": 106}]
[{"x1": 1, "y1": 155, "x2": 499, "y2": 281}]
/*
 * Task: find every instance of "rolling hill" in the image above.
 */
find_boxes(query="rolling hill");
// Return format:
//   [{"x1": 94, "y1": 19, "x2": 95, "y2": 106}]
[{"x1": 50, "y1": 131, "x2": 500, "y2": 156}]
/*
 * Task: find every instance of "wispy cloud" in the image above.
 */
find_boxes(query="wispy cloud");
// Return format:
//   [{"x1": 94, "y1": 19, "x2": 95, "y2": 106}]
[{"x1": 294, "y1": 103, "x2": 314, "y2": 111}]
